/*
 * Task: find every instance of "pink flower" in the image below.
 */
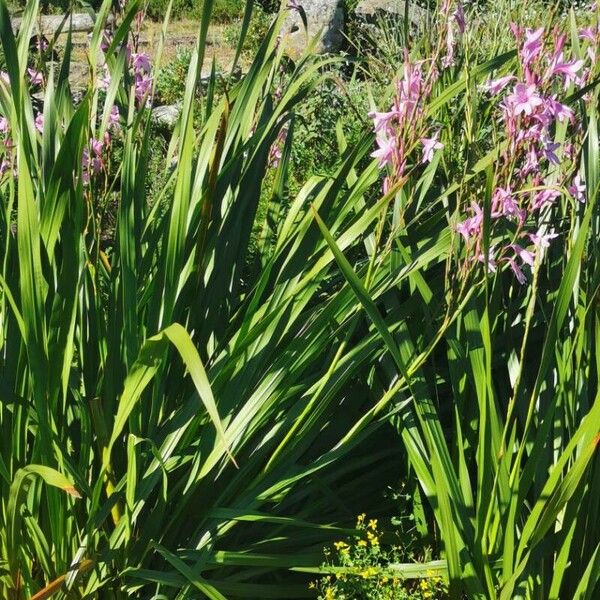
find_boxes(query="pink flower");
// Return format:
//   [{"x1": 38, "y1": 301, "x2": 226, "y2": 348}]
[
  {"x1": 531, "y1": 188, "x2": 560, "y2": 211},
  {"x1": 496, "y1": 187, "x2": 526, "y2": 224},
  {"x1": 541, "y1": 137, "x2": 560, "y2": 165},
  {"x1": 36, "y1": 36, "x2": 49, "y2": 52},
  {"x1": 579, "y1": 27, "x2": 597, "y2": 42},
  {"x1": 443, "y1": 23, "x2": 456, "y2": 68},
  {"x1": 507, "y1": 257, "x2": 527, "y2": 284},
  {"x1": 521, "y1": 27, "x2": 544, "y2": 66},
  {"x1": 568, "y1": 174, "x2": 586, "y2": 203},
  {"x1": 510, "y1": 243, "x2": 535, "y2": 267},
  {"x1": 134, "y1": 74, "x2": 153, "y2": 104},
  {"x1": 0, "y1": 117, "x2": 8, "y2": 135},
  {"x1": 368, "y1": 110, "x2": 399, "y2": 133},
  {"x1": 546, "y1": 54, "x2": 584, "y2": 88},
  {"x1": 506, "y1": 83, "x2": 543, "y2": 117},
  {"x1": 34, "y1": 113, "x2": 44, "y2": 134},
  {"x1": 131, "y1": 52, "x2": 151, "y2": 74},
  {"x1": 521, "y1": 146, "x2": 539, "y2": 176},
  {"x1": 477, "y1": 247, "x2": 497, "y2": 273},
  {"x1": 109, "y1": 105, "x2": 120, "y2": 129},
  {"x1": 544, "y1": 97, "x2": 574, "y2": 122},
  {"x1": 91, "y1": 138, "x2": 104, "y2": 157},
  {"x1": 0, "y1": 71, "x2": 9, "y2": 86},
  {"x1": 371, "y1": 133, "x2": 396, "y2": 168},
  {"x1": 481, "y1": 75, "x2": 516, "y2": 95},
  {"x1": 27, "y1": 68, "x2": 43, "y2": 86},
  {"x1": 529, "y1": 230, "x2": 558, "y2": 248},
  {"x1": 456, "y1": 201, "x2": 483, "y2": 242},
  {"x1": 420, "y1": 133, "x2": 443, "y2": 163},
  {"x1": 99, "y1": 66, "x2": 111, "y2": 90}
]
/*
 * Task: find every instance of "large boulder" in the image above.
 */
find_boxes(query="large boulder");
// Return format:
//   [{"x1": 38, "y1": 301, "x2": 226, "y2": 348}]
[
  {"x1": 280, "y1": 0, "x2": 345, "y2": 58},
  {"x1": 355, "y1": 0, "x2": 427, "y2": 25}
]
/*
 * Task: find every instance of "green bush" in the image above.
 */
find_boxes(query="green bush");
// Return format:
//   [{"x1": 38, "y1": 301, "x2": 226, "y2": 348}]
[{"x1": 145, "y1": 0, "x2": 245, "y2": 21}]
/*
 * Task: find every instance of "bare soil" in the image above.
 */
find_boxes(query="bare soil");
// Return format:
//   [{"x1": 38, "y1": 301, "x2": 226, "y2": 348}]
[{"x1": 54, "y1": 20, "x2": 239, "y2": 89}]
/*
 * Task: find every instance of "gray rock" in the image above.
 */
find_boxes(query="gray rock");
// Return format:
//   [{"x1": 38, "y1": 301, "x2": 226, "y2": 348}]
[
  {"x1": 11, "y1": 12, "x2": 114, "y2": 36},
  {"x1": 151, "y1": 104, "x2": 180, "y2": 129},
  {"x1": 355, "y1": 0, "x2": 427, "y2": 24},
  {"x1": 281, "y1": 0, "x2": 345, "y2": 58}
]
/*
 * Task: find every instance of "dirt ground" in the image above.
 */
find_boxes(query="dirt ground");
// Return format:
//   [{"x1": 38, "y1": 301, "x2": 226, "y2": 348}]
[{"x1": 54, "y1": 20, "x2": 239, "y2": 89}]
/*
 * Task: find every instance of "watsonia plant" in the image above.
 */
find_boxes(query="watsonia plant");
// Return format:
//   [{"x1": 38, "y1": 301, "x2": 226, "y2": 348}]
[
  {"x1": 315, "y1": 4, "x2": 600, "y2": 599},
  {"x1": 0, "y1": 0, "x2": 435, "y2": 597}
]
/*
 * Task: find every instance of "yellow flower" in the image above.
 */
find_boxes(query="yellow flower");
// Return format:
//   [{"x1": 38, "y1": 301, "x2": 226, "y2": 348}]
[
  {"x1": 308, "y1": 581, "x2": 316, "y2": 589},
  {"x1": 381, "y1": 576, "x2": 389, "y2": 584},
  {"x1": 359, "y1": 567, "x2": 377, "y2": 579},
  {"x1": 368, "y1": 519, "x2": 378, "y2": 530},
  {"x1": 324, "y1": 587, "x2": 335, "y2": 600},
  {"x1": 334, "y1": 541, "x2": 349, "y2": 551},
  {"x1": 357, "y1": 513, "x2": 366, "y2": 525},
  {"x1": 367, "y1": 531, "x2": 379, "y2": 545},
  {"x1": 357, "y1": 539, "x2": 368, "y2": 547}
]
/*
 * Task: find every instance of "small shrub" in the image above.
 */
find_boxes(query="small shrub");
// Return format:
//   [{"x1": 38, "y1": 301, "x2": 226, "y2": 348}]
[
  {"x1": 313, "y1": 514, "x2": 448, "y2": 600},
  {"x1": 146, "y1": 0, "x2": 245, "y2": 22},
  {"x1": 154, "y1": 48, "x2": 192, "y2": 104},
  {"x1": 224, "y1": 5, "x2": 273, "y2": 57}
]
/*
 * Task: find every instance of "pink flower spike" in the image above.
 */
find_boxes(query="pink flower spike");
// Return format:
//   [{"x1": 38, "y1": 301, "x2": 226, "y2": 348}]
[
  {"x1": 568, "y1": 174, "x2": 586, "y2": 203},
  {"x1": 371, "y1": 133, "x2": 396, "y2": 168},
  {"x1": 506, "y1": 83, "x2": 543, "y2": 116},
  {"x1": 34, "y1": 113, "x2": 44, "y2": 134},
  {"x1": 454, "y1": 1, "x2": 466, "y2": 34},
  {"x1": 420, "y1": 133, "x2": 443, "y2": 164},
  {"x1": 481, "y1": 75, "x2": 516, "y2": 95}
]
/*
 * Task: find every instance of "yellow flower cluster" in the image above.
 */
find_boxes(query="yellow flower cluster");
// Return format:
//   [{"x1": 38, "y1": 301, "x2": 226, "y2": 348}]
[
  {"x1": 323, "y1": 587, "x2": 335, "y2": 600},
  {"x1": 359, "y1": 566, "x2": 378, "y2": 579},
  {"x1": 367, "y1": 530, "x2": 379, "y2": 546},
  {"x1": 418, "y1": 573, "x2": 446, "y2": 599}
]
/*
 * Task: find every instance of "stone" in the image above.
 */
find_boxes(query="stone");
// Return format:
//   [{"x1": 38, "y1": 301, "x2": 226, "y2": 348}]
[
  {"x1": 151, "y1": 104, "x2": 180, "y2": 129},
  {"x1": 11, "y1": 13, "x2": 114, "y2": 36},
  {"x1": 354, "y1": 0, "x2": 427, "y2": 25},
  {"x1": 281, "y1": 0, "x2": 345, "y2": 59}
]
